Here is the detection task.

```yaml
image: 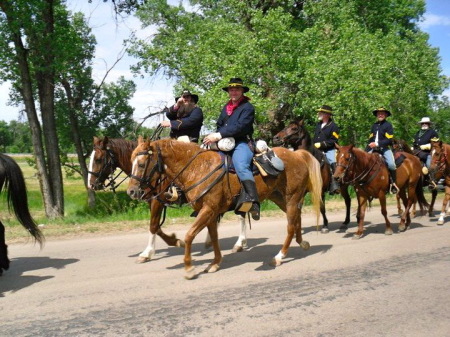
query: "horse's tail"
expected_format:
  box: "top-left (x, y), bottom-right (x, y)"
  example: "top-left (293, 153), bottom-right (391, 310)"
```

top-left (415, 174), bottom-right (429, 214)
top-left (302, 151), bottom-right (323, 227)
top-left (0, 154), bottom-right (44, 246)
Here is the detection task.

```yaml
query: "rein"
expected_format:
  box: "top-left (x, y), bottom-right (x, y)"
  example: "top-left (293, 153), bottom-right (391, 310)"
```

top-left (337, 151), bottom-right (383, 186)
top-left (89, 147), bottom-right (126, 192)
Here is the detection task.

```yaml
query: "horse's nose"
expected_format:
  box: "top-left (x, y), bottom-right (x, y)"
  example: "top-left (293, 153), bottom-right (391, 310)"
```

top-left (127, 187), bottom-right (137, 199)
top-left (272, 136), bottom-right (280, 145)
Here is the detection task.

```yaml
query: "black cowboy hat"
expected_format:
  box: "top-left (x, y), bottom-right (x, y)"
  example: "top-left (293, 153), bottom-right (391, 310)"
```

top-left (372, 107), bottom-right (391, 117)
top-left (222, 78), bottom-right (250, 93)
top-left (175, 89), bottom-right (199, 104)
top-left (317, 105), bottom-right (333, 115)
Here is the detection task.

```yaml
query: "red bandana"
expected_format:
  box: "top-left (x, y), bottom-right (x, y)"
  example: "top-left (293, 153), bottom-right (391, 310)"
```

top-left (226, 96), bottom-right (250, 116)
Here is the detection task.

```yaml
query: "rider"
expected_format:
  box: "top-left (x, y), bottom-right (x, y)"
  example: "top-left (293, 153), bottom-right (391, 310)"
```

top-left (203, 78), bottom-right (260, 221)
top-left (412, 117), bottom-right (439, 174)
top-left (313, 105), bottom-right (340, 195)
top-left (366, 107), bottom-right (399, 194)
top-left (161, 89), bottom-right (203, 143)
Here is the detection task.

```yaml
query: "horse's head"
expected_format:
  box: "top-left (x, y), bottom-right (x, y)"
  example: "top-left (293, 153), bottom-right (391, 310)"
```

top-left (272, 119), bottom-right (307, 148)
top-left (127, 136), bottom-right (163, 200)
top-left (333, 144), bottom-right (354, 184)
top-left (429, 140), bottom-right (445, 189)
top-left (88, 136), bottom-right (117, 190)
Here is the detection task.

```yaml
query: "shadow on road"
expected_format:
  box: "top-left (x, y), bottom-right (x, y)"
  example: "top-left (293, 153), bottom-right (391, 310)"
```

top-left (0, 256), bottom-right (79, 297)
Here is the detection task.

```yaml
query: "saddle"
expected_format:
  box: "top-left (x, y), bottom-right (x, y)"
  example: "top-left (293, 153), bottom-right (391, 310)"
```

top-left (394, 152), bottom-right (406, 168)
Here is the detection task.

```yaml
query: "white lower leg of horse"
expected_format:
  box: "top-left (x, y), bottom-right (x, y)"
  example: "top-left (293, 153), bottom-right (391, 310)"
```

top-left (274, 250), bottom-right (286, 261)
top-left (233, 215), bottom-right (247, 248)
top-left (139, 233), bottom-right (157, 258)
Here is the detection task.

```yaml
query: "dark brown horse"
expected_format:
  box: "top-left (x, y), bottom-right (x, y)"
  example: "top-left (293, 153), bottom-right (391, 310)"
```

top-left (0, 153), bottom-right (44, 275)
top-left (333, 145), bottom-right (428, 238)
top-left (429, 140), bottom-right (450, 225)
top-left (392, 138), bottom-right (437, 217)
top-left (87, 136), bottom-right (185, 262)
top-left (127, 138), bottom-right (322, 279)
top-left (272, 118), bottom-right (352, 232)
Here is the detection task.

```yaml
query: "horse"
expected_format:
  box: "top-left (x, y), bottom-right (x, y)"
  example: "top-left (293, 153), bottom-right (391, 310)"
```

top-left (392, 139), bottom-right (437, 217)
top-left (0, 153), bottom-right (44, 275)
top-left (272, 118), bottom-right (352, 232)
top-left (333, 144), bottom-right (428, 238)
top-left (87, 136), bottom-right (248, 263)
top-left (429, 140), bottom-right (450, 225)
top-left (127, 138), bottom-right (322, 279)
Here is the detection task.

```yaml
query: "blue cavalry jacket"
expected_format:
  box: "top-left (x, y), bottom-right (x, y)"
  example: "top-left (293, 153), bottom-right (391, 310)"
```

top-left (216, 100), bottom-right (255, 142)
top-left (366, 120), bottom-right (394, 152)
top-left (166, 105), bottom-right (204, 142)
top-left (313, 120), bottom-right (340, 152)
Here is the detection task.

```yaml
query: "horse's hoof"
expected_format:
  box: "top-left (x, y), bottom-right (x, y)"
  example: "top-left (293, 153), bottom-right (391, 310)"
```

top-left (204, 263), bottom-right (220, 273)
top-left (321, 227), bottom-right (329, 234)
top-left (176, 240), bottom-right (185, 248)
top-left (232, 245), bottom-right (243, 253)
top-left (352, 233), bottom-right (363, 240)
top-left (398, 225), bottom-right (406, 232)
top-left (437, 220), bottom-right (444, 226)
top-left (270, 258), bottom-right (282, 267)
top-left (385, 229), bottom-right (394, 235)
top-left (184, 267), bottom-right (197, 280)
top-left (136, 256), bottom-right (151, 264)
top-left (300, 240), bottom-right (310, 250)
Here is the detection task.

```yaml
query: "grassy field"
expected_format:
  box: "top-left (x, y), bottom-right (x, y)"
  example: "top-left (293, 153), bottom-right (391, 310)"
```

top-left (1, 155), bottom-right (410, 242)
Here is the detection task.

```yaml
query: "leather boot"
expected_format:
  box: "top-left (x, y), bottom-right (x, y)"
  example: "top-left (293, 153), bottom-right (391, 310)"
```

top-left (329, 163), bottom-right (340, 195)
top-left (242, 180), bottom-right (260, 221)
top-left (389, 169), bottom-right (399, 194)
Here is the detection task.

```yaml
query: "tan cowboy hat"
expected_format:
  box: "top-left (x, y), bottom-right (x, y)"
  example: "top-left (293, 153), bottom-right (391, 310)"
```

top-left (417, 117), bottom-right (432, 124)
top-left (372, 107), bottom-right (391, 117)
top-left (317, 105), bottom-right (333, 115)
top-left (222, 78), bottom-right (250, 93)
top-left (175, 89), bottom-right (199, 104)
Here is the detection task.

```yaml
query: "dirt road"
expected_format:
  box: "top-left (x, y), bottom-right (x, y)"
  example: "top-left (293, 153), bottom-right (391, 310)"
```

top-left (1, 204), bottom-right (449, 336)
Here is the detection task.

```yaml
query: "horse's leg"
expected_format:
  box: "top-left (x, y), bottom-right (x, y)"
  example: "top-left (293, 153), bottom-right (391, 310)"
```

top-left (0, 221), bottom-right (10, 276)
top-left (183, 207), bottom-right (221, 280)
top-left (396, 193), bottom-right (403, 215)
top-left (398, 187), bottom-right (411, 232)
top-left (271, 199), bottom-right (304, 266)
top-left (204, 220), bottom-right (223, 273)
top-left (379, 192), bottom-right (393, 235)
top-left (232, 215), bottom-right (248, 253)
top-left (320, 192), bottom-right (329, 233)
top-left (340, 185), bottom-right (351, 229)
top-left (429, 189), bottom-right (437, 217)
top-left (353, 193), bottom-right (367, 239)
top-left (137, 200), bottom-right (183, 264)
top-left (437, 189), bottom-right (450, 226)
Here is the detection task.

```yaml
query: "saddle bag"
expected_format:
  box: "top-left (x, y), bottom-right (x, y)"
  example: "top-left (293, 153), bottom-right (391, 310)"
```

top-left (253, 150), bottom-right (285, 177)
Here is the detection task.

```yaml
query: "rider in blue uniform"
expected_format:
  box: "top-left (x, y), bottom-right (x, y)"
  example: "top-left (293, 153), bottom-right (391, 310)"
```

top-left (313, 105), bottom-right (340, 195)
top-left (203, 78), bottom-right (259, 220)
top-left (366, 107), bottom-right (399, 194)
top-left (412, 117), bottom-right (439, 173)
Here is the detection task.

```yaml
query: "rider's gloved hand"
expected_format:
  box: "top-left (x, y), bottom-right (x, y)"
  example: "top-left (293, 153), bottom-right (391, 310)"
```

top-left (420, 144), bottom-right (431, 150)
top-left (314, 142), bottom-right (321, 149)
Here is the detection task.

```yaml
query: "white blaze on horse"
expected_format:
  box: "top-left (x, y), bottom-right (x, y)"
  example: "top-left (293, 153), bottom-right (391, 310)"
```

top-left (127, 137), bottom-right (322, 280)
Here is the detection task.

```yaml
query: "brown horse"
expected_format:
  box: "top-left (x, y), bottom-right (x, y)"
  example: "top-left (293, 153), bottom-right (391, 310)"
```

top-left (272, 118), bottom-right (352, 232)
top-left (429, 140), bottom-right (450, 225)
top-left (87, 136), bottom-right (249, 261)
top-left (87, 136), bottom-right (185, 262)
top-left (333, 144), bottom-right (428, 238)
top-left (127, 138), bottom-right (322, 279)
top-left (392, 139), bottom-right (437, 217)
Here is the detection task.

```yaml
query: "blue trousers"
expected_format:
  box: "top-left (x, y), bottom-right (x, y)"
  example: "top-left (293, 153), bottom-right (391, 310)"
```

top-left (367, 148), bottom-right (396, 170)
top-left (426, 154), bottom-right (431, 168)
top-left (324, 149), bottom-right (336, 165)
top-left (232, 141), bottom-right (254, 181)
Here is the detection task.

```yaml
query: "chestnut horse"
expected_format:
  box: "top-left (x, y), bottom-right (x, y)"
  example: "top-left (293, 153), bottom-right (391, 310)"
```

top-left (0, 153), bottom-right (44, 275)
top-left (87, 136), bottom-right (248, 262)
top-left (272, 118), bottom-right (352, 232)
top-left (127, 138), bottom-right (322, 279)
top-left (429, 140), bottom-right (450, 225)
top-left (392, 139), bottom-right (437, 217)
top-left (333, 145), bottom-right (428, 238)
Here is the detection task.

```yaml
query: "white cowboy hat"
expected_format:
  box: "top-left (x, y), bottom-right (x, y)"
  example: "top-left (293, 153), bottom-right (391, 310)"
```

top-left (417, 117), bottom-right (432, 124)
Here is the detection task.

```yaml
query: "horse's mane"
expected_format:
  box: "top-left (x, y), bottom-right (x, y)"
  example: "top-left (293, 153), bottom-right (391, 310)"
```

top-left (106, 138), bottom-right (138, 157)
top-left (392, 139), bottom-right (414, 154)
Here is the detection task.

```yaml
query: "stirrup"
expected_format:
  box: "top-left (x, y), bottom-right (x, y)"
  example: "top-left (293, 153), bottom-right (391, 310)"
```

top-left (249, 203), bottom-right (260, 221)
top-left (390, 183), bottom-right (398, 194)
top-left (163, 186), bottom-right (179, 202)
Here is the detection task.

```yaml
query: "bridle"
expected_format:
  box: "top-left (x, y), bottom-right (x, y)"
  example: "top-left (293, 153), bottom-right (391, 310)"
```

top-left (130, 146), bottom-right (165, 194)
top-left (335, 150), bottom-right (382, 186)
top-left (277, 124), bottom-right (306, 148)
top-left (429, 145), bottom-right (448, 184)
top-left (88, 147), bottom-right (126, 191)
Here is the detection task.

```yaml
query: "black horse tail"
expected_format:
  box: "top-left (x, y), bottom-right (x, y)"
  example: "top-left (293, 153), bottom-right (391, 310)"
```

top-left (0, 154), bottom-right (44, 246)
top-left (415, 175), bottom-right (430, 215)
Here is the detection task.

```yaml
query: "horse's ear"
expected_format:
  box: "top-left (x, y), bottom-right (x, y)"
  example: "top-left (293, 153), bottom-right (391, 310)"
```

top-left (335, 143), bottom-right (340, 150)
top-left (349, 144), bottom-right (354, 151)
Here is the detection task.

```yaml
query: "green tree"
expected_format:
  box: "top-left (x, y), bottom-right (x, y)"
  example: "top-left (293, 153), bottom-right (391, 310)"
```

top-left (128, 0), bottom-right (448, 145)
